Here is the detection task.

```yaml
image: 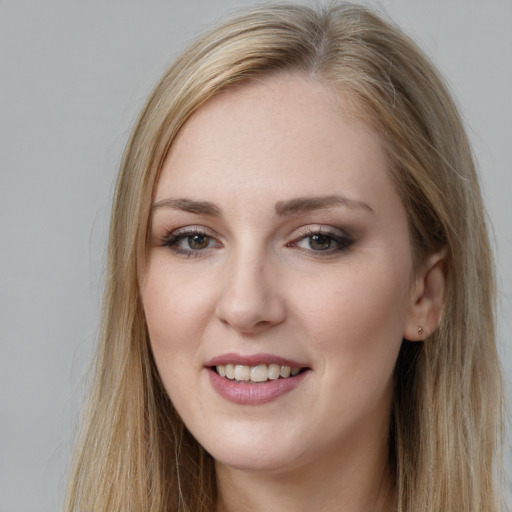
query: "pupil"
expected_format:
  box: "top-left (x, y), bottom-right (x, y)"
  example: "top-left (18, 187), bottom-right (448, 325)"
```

top-left (189, 234), bottom-right (208, 249)
top-left (310, 234), bottom-right (331, 250)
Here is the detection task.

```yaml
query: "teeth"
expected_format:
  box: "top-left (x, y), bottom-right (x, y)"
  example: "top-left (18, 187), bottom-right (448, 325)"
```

top-left (225, 363), bottom-right (235, 379)
top-left (250, 364), bottom-right (268, 382)
top-left (234, 365), bottom-right (250, 381)
top-left (215, 363), bottom-right (303, 383)
top-left (268, 364), bottom-right (280, 380)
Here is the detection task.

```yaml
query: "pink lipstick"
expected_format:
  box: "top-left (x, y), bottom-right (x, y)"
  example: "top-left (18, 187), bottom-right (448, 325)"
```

top-left (205, 353), bottom-right (310, 405)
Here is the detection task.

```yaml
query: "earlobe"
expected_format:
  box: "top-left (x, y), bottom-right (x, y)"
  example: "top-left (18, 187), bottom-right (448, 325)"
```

top-left (404, 247), bottom-right (448, 341)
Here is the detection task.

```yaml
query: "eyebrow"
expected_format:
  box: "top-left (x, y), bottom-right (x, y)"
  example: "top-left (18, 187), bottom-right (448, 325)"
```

top-left (275, 195), bottom-right (374, 216)
top-left (151, 194), bottom-right (374, 217)
top-left (151, 198), bottom-right (221, 216)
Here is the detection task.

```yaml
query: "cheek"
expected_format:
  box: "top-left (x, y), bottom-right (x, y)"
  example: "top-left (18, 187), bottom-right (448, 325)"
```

top-left (141, 261), bottom-right (213, 363)
top-left (293, 259), bottom-right (411, 374)
top-left (297, 273), bottom-right (408, 438)
top-left (141, 263), bottom-right (214, 415)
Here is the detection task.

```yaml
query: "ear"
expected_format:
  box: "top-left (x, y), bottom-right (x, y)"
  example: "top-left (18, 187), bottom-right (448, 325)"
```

top-left (403, 247), bottom-right (448, 341)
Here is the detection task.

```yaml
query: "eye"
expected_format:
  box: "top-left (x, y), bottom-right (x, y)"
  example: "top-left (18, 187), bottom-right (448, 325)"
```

top-left (302, 233), bottom-right (337, 251)
top-left (161, 227), bottom-right (221, 256)
top-left (183, 233), bottom-right (213, 250)
top-left (287, 227), bottom-right (354, 254)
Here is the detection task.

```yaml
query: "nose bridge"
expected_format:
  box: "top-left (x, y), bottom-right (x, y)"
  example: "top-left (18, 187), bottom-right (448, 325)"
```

top-left (215, 242), bottom-right (285, 333)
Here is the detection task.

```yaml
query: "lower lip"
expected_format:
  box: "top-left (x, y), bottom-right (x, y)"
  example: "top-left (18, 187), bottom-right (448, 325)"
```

top-left (207, 368), bottom-right (309, 405)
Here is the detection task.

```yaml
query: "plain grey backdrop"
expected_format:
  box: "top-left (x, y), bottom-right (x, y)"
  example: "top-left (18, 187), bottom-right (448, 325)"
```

top-left (1, 1), bottom-right (511, 510)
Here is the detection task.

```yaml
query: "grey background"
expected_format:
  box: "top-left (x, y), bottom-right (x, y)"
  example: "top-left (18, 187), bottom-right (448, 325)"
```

top-left (1, 1), bottom-right (510, 511)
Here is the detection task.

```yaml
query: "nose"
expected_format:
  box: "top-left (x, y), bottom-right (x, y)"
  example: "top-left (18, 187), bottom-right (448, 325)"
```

top-left (215, 250), bottom-right (286, 335)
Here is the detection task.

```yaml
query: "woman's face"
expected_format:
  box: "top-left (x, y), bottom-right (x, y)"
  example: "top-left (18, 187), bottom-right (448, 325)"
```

top-left (141, 75), bottom-right (418, 474)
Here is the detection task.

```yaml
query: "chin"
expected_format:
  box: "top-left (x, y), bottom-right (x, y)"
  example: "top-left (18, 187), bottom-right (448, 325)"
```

top-left (213, 449), bottom-right (298, 474)
top-left (201, 428), bottom-right (313, 474)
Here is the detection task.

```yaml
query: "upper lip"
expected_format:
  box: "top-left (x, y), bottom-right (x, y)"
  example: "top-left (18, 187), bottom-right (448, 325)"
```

top-left (205, 352), bottom-right (309, 369)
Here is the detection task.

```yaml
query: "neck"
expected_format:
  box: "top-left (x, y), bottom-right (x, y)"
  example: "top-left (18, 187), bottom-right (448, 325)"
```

top-left (215, 429), bottom-right (396, 512)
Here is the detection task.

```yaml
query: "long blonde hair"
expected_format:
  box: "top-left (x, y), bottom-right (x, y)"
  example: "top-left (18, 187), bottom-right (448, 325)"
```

top-left (66, 3), bottom-right (503, 511)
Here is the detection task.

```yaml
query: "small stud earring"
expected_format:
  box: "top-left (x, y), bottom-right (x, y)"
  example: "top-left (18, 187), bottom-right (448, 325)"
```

top-left (418, 326), bottom-right (424, 335)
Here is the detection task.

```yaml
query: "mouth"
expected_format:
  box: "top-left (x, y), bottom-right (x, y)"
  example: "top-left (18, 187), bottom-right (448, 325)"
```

top-left (204, 354), bottom-right (311, 403)
top-left (204, 353), bottom-right (311, 404)
top-left (212, 363), bottom-right (308, 383)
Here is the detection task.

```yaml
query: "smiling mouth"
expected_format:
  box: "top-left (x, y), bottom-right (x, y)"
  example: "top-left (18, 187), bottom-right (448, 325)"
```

top-left (213, 363), bottom-right (307, 383)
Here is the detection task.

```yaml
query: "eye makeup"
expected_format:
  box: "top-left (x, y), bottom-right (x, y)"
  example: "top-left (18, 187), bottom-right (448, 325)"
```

top-left (286, 226), bottom-right (354, 254)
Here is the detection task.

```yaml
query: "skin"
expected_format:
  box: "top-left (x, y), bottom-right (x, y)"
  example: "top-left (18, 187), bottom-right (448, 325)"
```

top-left (141, 74), bottom-right (445, 512)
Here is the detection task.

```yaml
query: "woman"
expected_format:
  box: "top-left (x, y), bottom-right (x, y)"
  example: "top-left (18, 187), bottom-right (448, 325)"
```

top-left (65, 3), bottom-right (504, 511)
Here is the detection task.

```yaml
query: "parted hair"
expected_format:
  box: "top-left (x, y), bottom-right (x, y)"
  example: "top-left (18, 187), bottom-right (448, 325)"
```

top-left (65, 3), bottom-right (503, 511)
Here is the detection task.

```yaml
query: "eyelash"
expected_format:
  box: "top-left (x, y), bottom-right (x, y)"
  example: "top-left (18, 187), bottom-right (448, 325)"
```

top-left (161, 226), bottom-right (354, 257)
top-left (161, 227), bottom-right (221, 257)
top-left (286, 227), bottom-right (354, 255)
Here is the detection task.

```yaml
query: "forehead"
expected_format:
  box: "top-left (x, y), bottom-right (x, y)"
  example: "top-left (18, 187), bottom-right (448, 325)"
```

top-left (156, 74), bottom-right (392, 204)
top-left (175, 74), bottom-right (368, 149)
